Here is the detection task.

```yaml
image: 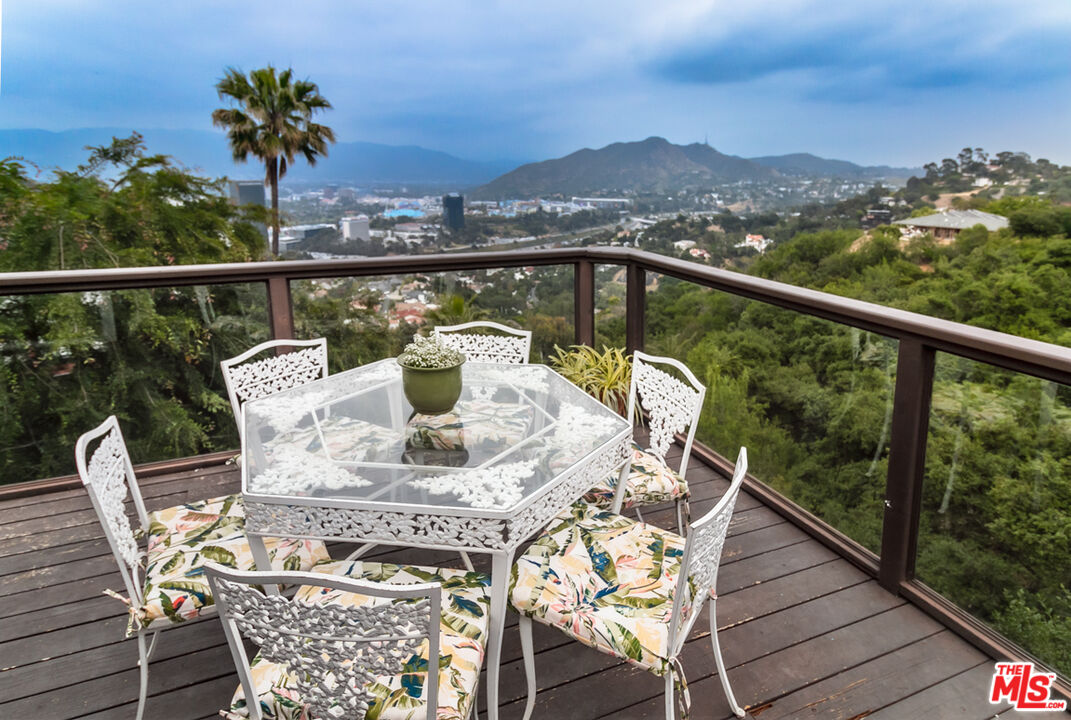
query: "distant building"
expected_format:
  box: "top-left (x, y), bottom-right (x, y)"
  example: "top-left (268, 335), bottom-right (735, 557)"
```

top-left (228, 180), bottom-right (266, 208)
top-left (229, 181), bottom-right (268, 244)
top-left (893, 209), bottom-right (1009, 241)
top-left (861, 209), bottom-right (892, 229)
top-left (673, 240), bottom-right (697, 252)
top-left (443, 193), bottom-right (465, 231)
top-left (340, 215), bottom-right (371, 243)
top-left (571, 197), bottom-right (633, 210)
top-left (735, 234), bottom-right (773, 253)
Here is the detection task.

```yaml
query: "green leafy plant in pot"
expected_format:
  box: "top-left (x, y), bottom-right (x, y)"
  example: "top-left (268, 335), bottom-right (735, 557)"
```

top-left (550, 344), bottom-right (637, 422)
top-left (397, 335), bottom-right (466, 415)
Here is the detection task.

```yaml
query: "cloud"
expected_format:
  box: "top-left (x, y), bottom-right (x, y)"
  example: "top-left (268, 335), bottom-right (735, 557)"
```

top-left (650, 2), bottom-right (1071, 99)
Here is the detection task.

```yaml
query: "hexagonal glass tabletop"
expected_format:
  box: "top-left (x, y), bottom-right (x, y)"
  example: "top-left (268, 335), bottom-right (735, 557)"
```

top-left (242, 359), bottom-right (629, 512)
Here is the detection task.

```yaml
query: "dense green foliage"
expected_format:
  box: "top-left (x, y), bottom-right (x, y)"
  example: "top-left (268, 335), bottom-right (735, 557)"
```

top-left (0, 137), bottom-right (270, 477)
top-left (596, 216), bottom-right (1071, 676)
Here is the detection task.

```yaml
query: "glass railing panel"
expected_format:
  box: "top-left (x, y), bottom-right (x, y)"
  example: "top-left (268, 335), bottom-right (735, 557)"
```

top-left (917, 353), bottom-right (1071, 677)
top-left (291, 264), bottom-right (575, 372)
top-left (595, 263), bottom-right (626, 348)
top-left (644, 274), bottom-right (897, 553)
top-left (0, 283), bottom-right (269, 482)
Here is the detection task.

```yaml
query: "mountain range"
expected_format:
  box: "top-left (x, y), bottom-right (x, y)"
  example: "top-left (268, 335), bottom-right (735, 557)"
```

top-left (0, 129), bottom-right (919, 194)
top-left (0, 128), bottom-right (517, 186)
top-left (470, 137), bottom-right (920, 199)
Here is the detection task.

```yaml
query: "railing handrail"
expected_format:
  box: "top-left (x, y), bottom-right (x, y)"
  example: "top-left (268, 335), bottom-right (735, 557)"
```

top-left (3, 246), bottom-right (1069, 383)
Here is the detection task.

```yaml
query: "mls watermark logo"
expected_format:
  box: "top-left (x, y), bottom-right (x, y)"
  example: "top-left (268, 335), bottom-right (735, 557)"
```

top-left (989, 662), bottom-right (1067, 711)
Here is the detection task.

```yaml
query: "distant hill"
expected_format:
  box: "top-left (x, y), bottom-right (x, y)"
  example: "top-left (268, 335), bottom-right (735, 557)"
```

top-left (0, 128), bottom-right (516, 186)
top-left (471, 136), bottom-right (775, 199)
top-left (749, 152), bottom-right (919, 179)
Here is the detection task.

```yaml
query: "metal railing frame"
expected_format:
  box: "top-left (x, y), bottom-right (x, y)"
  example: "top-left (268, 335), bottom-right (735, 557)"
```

top-left (4, 247), bottom-right (1071, 690)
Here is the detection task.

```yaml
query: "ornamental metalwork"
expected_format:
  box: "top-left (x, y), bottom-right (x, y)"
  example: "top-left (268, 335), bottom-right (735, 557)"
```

top-left (214, 575), bottom-right (429, 720)
top-left (634, 360), bottom-right (703, 459)
top-left (85, 428), bottom-right (141, 568)
top-left (435, 331), bottom-right (529, 364)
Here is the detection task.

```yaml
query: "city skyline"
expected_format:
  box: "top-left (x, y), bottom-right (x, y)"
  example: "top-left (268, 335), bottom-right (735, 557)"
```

top-left (2, 0), bottom-right (1070, 167)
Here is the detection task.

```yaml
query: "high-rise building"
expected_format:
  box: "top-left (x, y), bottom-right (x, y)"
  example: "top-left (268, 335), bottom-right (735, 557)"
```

top-left (229, 181), bottom-right (268, 244)
top-left (442, 193), bottom-right (465, 231)
top-left (229, 180), bottom-right (266, 208)
top-left (340, 215), bottom-right (371, 243)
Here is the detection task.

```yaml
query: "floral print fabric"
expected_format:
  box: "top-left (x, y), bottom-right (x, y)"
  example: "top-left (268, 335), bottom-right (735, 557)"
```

top-left (225, 560), bottom-right (491, 720)
top-left (138, 494), bottom-right (329, 632)
top-left (405, 399), bottom-right (534, 451)
top-left (583, 442), bottom-right (690, 510)
top-left (510, 503), bottom-right (689, 676)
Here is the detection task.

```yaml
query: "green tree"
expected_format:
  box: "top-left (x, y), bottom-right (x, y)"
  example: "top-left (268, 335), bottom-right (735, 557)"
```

top-left (212, 66), bottom-right (336, 255)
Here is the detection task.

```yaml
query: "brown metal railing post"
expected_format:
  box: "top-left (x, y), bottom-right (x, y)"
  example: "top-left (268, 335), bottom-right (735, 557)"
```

top-left (574, 260), bottom-right (595, 346)
top-left (266, 276), bottom-right (295, 340)
top-left (879, 338), bottom-right (936, 593)
top-left (625, 263), bottom-right (645, 355)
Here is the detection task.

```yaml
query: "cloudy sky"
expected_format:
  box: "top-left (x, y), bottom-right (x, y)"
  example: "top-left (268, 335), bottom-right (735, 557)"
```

top-left (3, 0), bottom-right (1070, 166)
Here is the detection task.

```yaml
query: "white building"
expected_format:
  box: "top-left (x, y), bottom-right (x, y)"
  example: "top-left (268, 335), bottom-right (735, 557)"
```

top-left (341, 215), bottom-right (371, 243)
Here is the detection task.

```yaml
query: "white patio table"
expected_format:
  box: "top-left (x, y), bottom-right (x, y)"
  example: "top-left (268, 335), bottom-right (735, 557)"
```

top-left (240, 358), bottom-right (631, 720)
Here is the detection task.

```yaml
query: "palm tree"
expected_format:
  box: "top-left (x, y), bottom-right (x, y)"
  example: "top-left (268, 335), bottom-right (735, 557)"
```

top-left (212, 66), bottom-right (335, 255)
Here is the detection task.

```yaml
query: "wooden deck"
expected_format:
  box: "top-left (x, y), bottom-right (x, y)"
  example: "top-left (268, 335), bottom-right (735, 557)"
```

top-left (1, 449), bottom-right (1066, 720)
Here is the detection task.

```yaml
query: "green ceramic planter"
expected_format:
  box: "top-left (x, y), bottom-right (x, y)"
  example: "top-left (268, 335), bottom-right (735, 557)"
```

top-left (398, 357), bottom-right (466, 415)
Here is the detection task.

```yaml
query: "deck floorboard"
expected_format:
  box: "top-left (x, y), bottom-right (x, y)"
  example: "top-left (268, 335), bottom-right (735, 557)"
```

top-left (0, 456), bottom-right (1037, 719)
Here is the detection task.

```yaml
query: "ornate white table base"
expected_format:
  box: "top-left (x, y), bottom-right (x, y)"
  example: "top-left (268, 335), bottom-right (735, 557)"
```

top-left (245, 433), bottom-right (631, 720)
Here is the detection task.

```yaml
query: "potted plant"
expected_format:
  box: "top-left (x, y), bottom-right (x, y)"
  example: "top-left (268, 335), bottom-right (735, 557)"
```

top-left (549, 344), bottom-right (635, 420)
top-left (397, 335), bottom-right (466, 415)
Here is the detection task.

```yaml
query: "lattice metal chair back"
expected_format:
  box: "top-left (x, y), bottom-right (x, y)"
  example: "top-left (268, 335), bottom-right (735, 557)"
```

top-left (220, 338), bottom-right (329, 440)
top-left (602, 351), bottom-right (706, 533)
top-left (668, 446), bottom-right (747, 656)
top-left (433, 321), bottom-right (533, 364)
top-left (627, 351), bottom-right (706, 474)
top-left (204, 564), bottom-right (442, 720)
top-left (76, 415), bottom-right (150, 617)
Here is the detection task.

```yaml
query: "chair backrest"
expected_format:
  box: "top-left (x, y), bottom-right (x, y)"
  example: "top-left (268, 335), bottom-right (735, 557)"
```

top-left (669, 446), bottom-right (747, 655)
top-left (433, 321), bottom-right (532, 364)
top-left (220, 338), bottom-right (328, 439)
top-left (626, 351), bottom-right (706, 478)
top-left (204, 563), bottom-right (441, 720)
top-left (76, 415), bottom-right (149, 608)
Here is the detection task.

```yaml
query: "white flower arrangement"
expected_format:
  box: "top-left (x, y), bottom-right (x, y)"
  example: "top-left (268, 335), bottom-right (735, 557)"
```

top-left (397, 334), bottom-right (465, 369)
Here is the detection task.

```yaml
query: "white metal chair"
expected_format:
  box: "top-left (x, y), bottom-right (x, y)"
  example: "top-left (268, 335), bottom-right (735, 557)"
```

top-left (221, 338), bottom-right (329, 440)
top-left (433, 321), bottom-right (532, 364)
top-left (204, 561), bottom-right (489, 720)
top-left (76, 416), bottom-right (329, 720)
top-left (583, 350), bottom-right (706, 535)
top-left (511, 447), bottom-right (749, 720)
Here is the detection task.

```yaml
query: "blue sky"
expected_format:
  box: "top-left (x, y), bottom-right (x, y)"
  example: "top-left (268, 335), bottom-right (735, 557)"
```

top-left (2, 0), bottom-right (1070, 166)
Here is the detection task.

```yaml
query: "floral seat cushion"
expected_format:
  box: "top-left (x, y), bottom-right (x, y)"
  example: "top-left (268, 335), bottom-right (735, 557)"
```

top-left (583, 442), bottom-right (690, 510)
top-left (137, 494), bottom-right (329, 631)
top-left (405, 399), bottom-right (534, 451)
top-left (225, 560), bottom-right (491, 720)
top-left (510, 503), bottom-right (689, 676)
top-left (265, 416), bottom-right (398, 462)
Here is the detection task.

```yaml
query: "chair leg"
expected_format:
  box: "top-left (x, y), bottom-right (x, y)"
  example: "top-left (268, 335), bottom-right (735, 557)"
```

top-left (709, 601), bottom-right (745, 717)
top-left (634, 506), bottom-right (645, 523)
top-left (459, 552), bottom-right (475, 572)
top-left (664, 673), bottom-right (675, 720)
top-left (518, 615), bottom-right (538, 720)
top-left (675, 500), bottom-right (685, 537)
top-left (136, 632), bottom-right (150, 720)
top-left (146, 630), bottom-right (160, 660)
top-left (344, 542), bottom-right (376, 561)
